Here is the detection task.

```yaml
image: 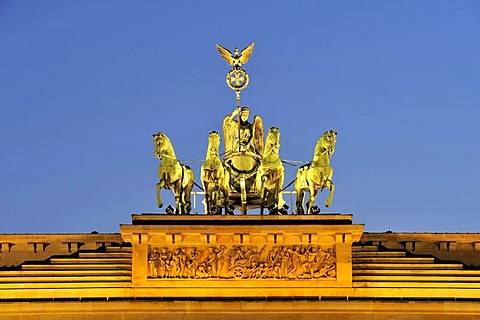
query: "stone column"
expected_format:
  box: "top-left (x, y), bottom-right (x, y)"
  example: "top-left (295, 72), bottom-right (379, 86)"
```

top-left (335, 232), bottom-right (353, 286)
top-left (131, 233), bottom-right (148, 286)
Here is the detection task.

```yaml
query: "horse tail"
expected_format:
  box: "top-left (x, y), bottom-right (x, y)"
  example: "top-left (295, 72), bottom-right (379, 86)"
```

top-left (181, 165), bottom-right (194, 189)
top-left (295, 163), bottom-right (310, 190)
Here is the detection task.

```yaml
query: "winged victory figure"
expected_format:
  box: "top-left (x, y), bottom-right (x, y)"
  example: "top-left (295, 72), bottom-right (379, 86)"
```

top-left (223, 106), bottom-right (264, 170)
top-left (216, 42), bottom-right (255, 70)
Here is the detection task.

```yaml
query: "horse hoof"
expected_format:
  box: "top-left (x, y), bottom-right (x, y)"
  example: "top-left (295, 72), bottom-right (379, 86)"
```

top-left (310, 205), bottom-right (321, 215)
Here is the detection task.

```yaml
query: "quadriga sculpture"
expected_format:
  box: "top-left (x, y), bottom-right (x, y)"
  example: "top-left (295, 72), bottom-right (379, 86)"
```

top-left (201, 131), bottom-right (230, 214)
top-left (153, 132), bottom-right (194, 214)
top-left (295, 130), bottom-right (337, 214)
top-left (256, 127), bottom-right (285, 214)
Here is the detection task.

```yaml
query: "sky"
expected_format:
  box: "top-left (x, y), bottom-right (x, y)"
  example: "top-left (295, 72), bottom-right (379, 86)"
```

top-left (1, 1), bottom-right (479, 234)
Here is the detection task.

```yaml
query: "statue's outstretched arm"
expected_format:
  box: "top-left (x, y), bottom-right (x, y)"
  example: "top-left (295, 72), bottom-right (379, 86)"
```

top-left (228, 107), bottom-right (241, 120)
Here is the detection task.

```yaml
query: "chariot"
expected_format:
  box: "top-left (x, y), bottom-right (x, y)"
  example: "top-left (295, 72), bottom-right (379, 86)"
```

top-left (220, 107), bottom-right (271, 215)
top-left (200, 108), bottom-right (284, 215)
top-left (222, 149), bottom-right (263, 215)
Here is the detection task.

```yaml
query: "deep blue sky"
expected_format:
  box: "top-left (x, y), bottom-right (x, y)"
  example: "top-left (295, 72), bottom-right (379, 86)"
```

top-left (1, 1), bottom-right (479, 233)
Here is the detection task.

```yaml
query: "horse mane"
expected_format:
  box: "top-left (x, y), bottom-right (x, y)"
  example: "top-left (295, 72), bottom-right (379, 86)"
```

top-left (206, 131), bottom-right (220, 156)
top-left (264, 127), bottom-right (280, 153)
top-left (155, 132), bottom-right (170, 144)
top-left (313, 136), bottom-right (324, 156)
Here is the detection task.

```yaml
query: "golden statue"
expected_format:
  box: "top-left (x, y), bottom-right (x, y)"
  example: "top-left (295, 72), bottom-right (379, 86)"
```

top-left (223, 106), bottom-right (264, 171)
top-left (295, 130), bottom-right (337, 214)
top-left (153, 132), bottom-right (195, 214)
top-left (201, 131), bottom-right (231, 215)
top-left (150, 42), bottom-right (342, 215)
top-left (256, 127), bottom-right (285, 214)
top-left (221, 106), bottom-right (264, 214)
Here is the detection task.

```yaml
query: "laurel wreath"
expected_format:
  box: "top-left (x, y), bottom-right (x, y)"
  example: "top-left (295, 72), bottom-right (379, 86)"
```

top-left (226, 68), bottom-right (249, 91)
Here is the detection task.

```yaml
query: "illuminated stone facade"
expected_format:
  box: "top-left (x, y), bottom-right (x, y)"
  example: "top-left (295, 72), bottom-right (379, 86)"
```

top-left (0, 214), bottom-right (480, 319)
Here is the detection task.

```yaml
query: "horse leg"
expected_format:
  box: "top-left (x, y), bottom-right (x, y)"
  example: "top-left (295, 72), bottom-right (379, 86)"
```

top-left (219, 172), bottom-right (231, 215)
top-left (295, 188), bottom-right (305, 215)
top-left (204, 183), bottom-right (211, 215)
top-left (222, 185), bottom-right (230, 215)
top-left (325, 180), bottom-right (335, 208)
top-left (224, 170), bottom-right (232, 215)
top-left (156, 181), bottom-right (164, 208)
top-left (259, 176), bottom-right (266, 215)
top-left (202, 177), bottom-right (210, 215)
top-left (294, 177), bottom-right (305, 215)
top-left (215, 190), bottom-right (222, 215)
top-left (267, 190), bottom-right (277, 215)
top-left (306, 185), bottom-right (319, 215)
top-left (274, 188), bottom-right (281, 214)
top-left (172, 180), bottom-right (182, 214)
top-left (275, 185), bottom-right (285, 215)
top-left (211, 187), bottom-right (218, 215)
top-left (277, 173), bottom-right (285, 210)
top-left (183, 181), bottom-right (194, 214)
top-left (207, 184), bottom-right (217, 215)
top-left (213, 179), bottom-right (222, 215)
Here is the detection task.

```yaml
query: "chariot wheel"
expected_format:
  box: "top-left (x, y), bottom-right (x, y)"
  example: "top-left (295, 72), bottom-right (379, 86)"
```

top-left (233, 266), bottom-right (245, 279)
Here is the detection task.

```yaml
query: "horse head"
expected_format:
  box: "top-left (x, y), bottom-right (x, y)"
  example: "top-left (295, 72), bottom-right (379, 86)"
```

top-left (153, 132), bottom-right (171, 158)
top-left (207, 131), bottom-right (220, 154)
top-left (265, 127), bottom-right (280, 151)
top-left (318, 130), bottom-right (337, 156)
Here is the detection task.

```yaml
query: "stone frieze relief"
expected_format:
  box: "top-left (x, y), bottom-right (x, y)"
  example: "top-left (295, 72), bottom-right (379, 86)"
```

top-left (148, 245), bottom-right (336, 280)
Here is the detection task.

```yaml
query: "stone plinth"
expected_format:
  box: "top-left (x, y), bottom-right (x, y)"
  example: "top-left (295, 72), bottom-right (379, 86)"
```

top-left (120, 214), bottom-right (364, 298)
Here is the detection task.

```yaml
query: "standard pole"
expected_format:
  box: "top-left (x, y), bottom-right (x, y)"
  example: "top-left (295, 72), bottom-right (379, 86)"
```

top-left (236, 90), bottom-right (241, 152)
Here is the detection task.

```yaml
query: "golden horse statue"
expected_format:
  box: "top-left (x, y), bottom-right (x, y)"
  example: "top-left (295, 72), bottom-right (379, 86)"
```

top-left (201, 131), bottom-right (230, 215)
top-left (256, 127), bottom-right (285, 214)
top-left (153, 132), bottom-right (194, 214)
top-left (295, 130), bottom-right (337, 214)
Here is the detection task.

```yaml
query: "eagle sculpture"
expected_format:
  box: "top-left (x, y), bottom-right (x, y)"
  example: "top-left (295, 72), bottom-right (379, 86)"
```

top-left (216, 42), bottom-right (255, 69)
